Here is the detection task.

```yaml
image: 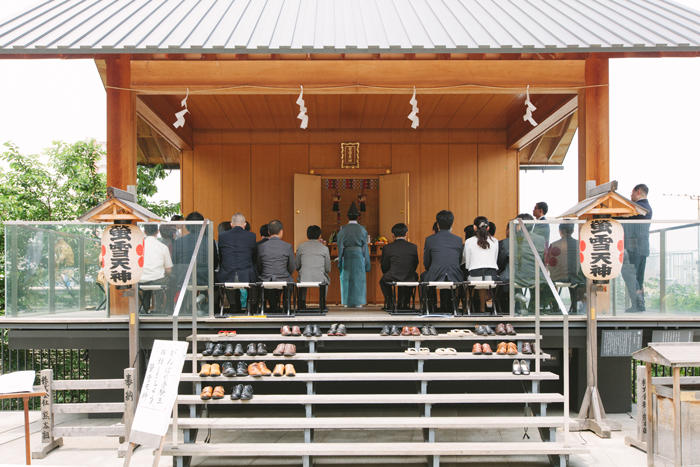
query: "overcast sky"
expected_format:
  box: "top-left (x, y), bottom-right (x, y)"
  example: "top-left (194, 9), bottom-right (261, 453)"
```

top-left (0, 1), bottom-right (699, 222)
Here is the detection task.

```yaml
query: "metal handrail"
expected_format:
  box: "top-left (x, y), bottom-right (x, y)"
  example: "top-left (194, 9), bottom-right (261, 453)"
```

top-left (517, 218), bottom-right (570, 443)
top-left (171, 221), bottom-right (209, 342)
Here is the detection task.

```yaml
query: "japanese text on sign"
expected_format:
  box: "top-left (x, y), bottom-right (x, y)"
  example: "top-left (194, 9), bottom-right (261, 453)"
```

top-left (580, 218), bottom-right (624, 281)
top-left (100, 224), bottom-right (145, 286)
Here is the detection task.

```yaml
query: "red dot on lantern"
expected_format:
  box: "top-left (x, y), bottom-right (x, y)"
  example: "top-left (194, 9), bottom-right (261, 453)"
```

top-left (136, 244), bottom-right (144, 255)
top-left (617, 240), bottom-right (624, 251)
top-left (579, 241), bottom-right (586, 252)
top-left (579, 253), bottom-right (584, 263)
top-left (101, 245), bottom-right (106, 255)
top-left (619, 253), bottom-right (624, 263)
top-left (138, 257), bottom-right (144, 267)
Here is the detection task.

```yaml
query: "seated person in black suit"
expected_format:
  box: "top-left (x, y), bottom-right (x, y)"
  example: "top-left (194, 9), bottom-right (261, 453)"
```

top-left (217, 213), bottom-right (258, 312)
top-left (257, 219), bottom-right (295, 312)
top-left (423, 210), bottom-right (464, 312)
top-left (380, 223), bottom-right (419, 310)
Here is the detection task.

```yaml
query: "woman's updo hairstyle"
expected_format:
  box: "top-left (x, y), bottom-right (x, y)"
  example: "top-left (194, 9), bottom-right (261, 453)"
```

top-left (473, 216), bottom-right (492, 250)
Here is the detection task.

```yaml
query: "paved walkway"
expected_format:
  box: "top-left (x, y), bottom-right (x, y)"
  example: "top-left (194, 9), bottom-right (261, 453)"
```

top-left (0, 409), bottom-right (648, 467)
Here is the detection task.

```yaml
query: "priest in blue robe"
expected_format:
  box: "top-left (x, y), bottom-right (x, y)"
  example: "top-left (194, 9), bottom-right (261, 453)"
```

top-left (336, 202), bottom-right (371, 307)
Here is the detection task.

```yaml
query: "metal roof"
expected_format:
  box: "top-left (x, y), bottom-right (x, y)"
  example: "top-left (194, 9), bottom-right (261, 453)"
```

top-left (0, 0), bottom-right (698, 55)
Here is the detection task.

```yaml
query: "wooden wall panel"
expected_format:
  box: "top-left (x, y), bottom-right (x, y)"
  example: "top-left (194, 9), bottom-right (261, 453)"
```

top-left (419, 144), bottom-right (449, 247)
top-left (220, 144), bottom-right (252, 228)
top-left (361, 143), bottom-right (391, 169)
top-left (391, 144), bottom-right (422, 261)
top-left (448, 144), bottom-right (478, 237)
top-left (477, 144), bottom-right (518, 238)
top-left (192, 145), bottom-right (222, 223)
top-left (251, 144), bottom-right (280, 233)
top-left (309, 144), bottom-right (338, 169)
top-left (278, 144), bottom-right (309, 246)
top-left (181, 149), bottom-right (194, 215)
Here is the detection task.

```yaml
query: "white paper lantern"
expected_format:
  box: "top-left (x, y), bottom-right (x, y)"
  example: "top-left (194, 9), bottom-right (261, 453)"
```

top-left (100, 224), bottom-right (145, 286)
top-left (579, 218), bottom-right (624, 281)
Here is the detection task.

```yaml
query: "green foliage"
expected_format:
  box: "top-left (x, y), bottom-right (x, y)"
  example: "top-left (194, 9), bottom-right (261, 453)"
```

top-left (0, 140), bottom-right (180, 316)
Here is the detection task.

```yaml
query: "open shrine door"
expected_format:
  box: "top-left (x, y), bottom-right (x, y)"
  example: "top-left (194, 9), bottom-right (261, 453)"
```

top-left (379, 173), bottom-right (409, 239)
top-left (293, 174), bottom-right (321, 251)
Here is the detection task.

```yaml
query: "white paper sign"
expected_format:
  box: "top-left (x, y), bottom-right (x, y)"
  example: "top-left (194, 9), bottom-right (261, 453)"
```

top-left (579, 218), bottom-right (624, 280)
top-left (0, 371), bottom-right (35, 394)
top-left (100, 224), bottom-right (145, 286)
top-left (129, 340), bottom-right (188, 448)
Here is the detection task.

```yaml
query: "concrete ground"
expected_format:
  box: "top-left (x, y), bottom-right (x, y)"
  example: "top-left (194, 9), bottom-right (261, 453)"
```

top-left (0, 408), bottom-right (649, 467)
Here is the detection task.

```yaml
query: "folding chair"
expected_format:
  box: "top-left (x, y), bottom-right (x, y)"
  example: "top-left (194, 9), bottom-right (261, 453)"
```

top-left (464, 276), bottom-right (500, 316)
top-left (260, 281), bottom-right (294, 316)
top-left (138, 283), bottom-right (167, 314)
top-left (422, 281), bottom-right (461, 316)
top-left (217, 282), bottom-right (255, 316)
top-left (294, 282), bottom-right (328, 315)
top-left (388, 281), bottom-right (420, 315)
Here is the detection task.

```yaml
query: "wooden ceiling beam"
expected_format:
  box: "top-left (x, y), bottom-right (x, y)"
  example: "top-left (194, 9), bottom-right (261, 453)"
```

top-left (130, 59), bottom-right (585, 95)
top-left (507, 95), bottom-right (577, 149)
top-left (547, 114), bottom-right (574, 161)
top-left (135, 96), bottom-right (192, 150)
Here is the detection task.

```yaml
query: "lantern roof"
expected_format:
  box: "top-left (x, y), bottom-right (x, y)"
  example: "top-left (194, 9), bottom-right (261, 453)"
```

top-left (632, 342), bottom-right (700, 368)
top-left (79, 187), bottom-right (163, 223)
top-left (559, 180), bottom-right (648, 219)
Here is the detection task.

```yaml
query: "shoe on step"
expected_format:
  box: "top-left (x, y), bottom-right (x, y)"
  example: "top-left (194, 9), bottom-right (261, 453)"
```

top-left (241, 384), bottom-right (254, 400)
top-left (230, 384), bottom-right (243, 400)
top-left (246, 343), bottom-right (257, 356)
top-left (257, 343), bottom-right (267, 356)
top-left (272, 363), bottom-right (285, 376)
top-left (200, 386), bottom-right (213, 400)
top-left (512, 360), bottom-right (522, 375)
top-left (202, 342), bottom-right (215, 356)
top-left (233, 343), bottom-right (244, 356)
top-left (235, 361), bottom-right (248, 377)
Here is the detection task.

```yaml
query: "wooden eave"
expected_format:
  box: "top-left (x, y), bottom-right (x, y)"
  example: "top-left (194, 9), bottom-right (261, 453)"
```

top-left (560, 192), bottom-right (647, 219)
top-left (79, 198), bottom-right (162, 223)
top-left (632, 343), bottom-right (700, 368)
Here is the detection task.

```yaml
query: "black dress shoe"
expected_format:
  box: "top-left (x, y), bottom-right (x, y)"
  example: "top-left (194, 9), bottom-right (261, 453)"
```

top-left (224, 343), bottom-right (234, 356)
top-left (327, 323), bottom-right (338, 336)
top-left (303, 325), bottom-right (313, 337)
top-left (212, 343), bottom-right (225, 356)
top-left (312, 325), bottom-right (322, 337)
top-left (222, 362), bottom-right (236, 377)
top-left (236, 362), bottom-right (248, 376)
top-left (230, 384), bottom-right (243, 400)
top-left (390, 325), bottom-right (400, 336)
top-left (202, 342), bottom-right (215, 356)
top-left (246, 343), bottom-right (257, 356)
top-left (233, 343), bottom-right (244, 356)
top-left (475, 325), bottom-right (486, 336)
top-left (241, 384), bottom-right (254, 400)
top-left (484, 325), bottom-right (495, 335)
top-left (380, 325), bottom-right (390, 336)
top-left (257, 343), bottom-right (267, 355)
top-left (420, 326), bottom-right (430, 336)
top-left (335, 324), bottom-right (347, 336)
top-left (429, 326), bottom-right (438, 336)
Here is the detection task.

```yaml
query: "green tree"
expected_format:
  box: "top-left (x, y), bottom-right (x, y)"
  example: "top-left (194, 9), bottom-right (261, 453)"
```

top-left (0, 140), bottom-right (180, 314)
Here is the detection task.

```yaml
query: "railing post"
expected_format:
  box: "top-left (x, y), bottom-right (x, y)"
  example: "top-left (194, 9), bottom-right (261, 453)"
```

top-left (48, 231), bottom-right (56, 314)
top-left (207, 221), bottom-right (215, 318)
top-left (535, 262), bottom-right (541, 374)
top-left (8, 225), bottom-right (19, 316)
top-left (79, 236), bottom-right (86, 311)
top-left (509, 221), bottom-right (515, 316)
top-left (660, 230), bottom-right (666, 313)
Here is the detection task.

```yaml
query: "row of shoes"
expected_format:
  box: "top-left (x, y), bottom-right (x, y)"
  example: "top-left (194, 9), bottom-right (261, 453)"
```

top-left (202, 342), bottom-right (268, 357)
top-left (280, 325), bottom-right (303, 336)
top-left (380, 325), bottom-right (438, 336)
top-left (512, 360), bottom-right (531, 375)
top-left (200, 384), bottom-right (253, 400)
top-left (475, 323), bottom-right (517, 336)
top-left (249, 361), bottom-right (296, 377)
top-left (471, 341), bottom-right (532, 355)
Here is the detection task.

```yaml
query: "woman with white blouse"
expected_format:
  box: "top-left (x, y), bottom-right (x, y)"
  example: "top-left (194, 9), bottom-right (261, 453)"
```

top-left (463, 216), bottom-right (499, 313)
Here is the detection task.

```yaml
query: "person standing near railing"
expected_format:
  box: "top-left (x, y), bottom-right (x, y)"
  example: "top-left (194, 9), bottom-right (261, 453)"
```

top-left (622, 184), bottom-right (653, 312)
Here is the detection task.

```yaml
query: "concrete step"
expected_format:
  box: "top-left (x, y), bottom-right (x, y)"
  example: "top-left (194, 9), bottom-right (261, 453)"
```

top-left (188, 333), bottom-right (539, 342)
top-left (190, 351), bottom-right (548, 361)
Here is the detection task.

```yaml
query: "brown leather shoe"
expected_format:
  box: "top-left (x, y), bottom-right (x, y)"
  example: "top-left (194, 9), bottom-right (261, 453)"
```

top-left (212, 385), bottom-right (225, 399)
top-left (272, 363), bottom-right (285, 376)
top-left (471, 343), bottom-right (482, 354)
top-left (258, 362), bottom-right (272, 376)
top-left (248, 362), bottom-right (262, 377)
top-left (273, 343), bottom-right (286, 356)
top-left (209, 363), bottom-right (221, 377)
top-left (291, 326), bottom-right (302, 336)
top-left (280, 325), bottom-right (292, 336)
top-left (496, 342), bottom-right (508, 355)
top-left (506, 323), bottom-right (516, 335)
top-left (284, 363), bottom-right (296, 377)
top-left (495, 323), bottom-right (507, 335)
top-left (401, 326), bottom-right (410, 336)
top-left (199, 364), bottom-right (211, 377)
top-left (522, 342), bottom-right (533, 354)
top-left (284, 343), bottom-right (297, 356)
top-left (200, 386), bottom-right (213, 400)
top-left (481, 343), bottom-right (493, 355)
top-left (410, 326), bottom-right (421, 336)
top-left (507, 342), bottom-right (519, 355)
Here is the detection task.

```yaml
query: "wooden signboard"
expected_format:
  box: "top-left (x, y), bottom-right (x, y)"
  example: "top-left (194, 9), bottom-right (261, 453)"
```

top-left (651, 330), bottom-right (694, 343)
top-left (601, 329), bottom-right (643, 357)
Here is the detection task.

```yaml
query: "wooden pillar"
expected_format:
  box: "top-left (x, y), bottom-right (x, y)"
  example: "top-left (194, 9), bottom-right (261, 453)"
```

top-left (106, 55), bottom-right (136, 190)
top-left (578, 57), bottom-right (610, 200)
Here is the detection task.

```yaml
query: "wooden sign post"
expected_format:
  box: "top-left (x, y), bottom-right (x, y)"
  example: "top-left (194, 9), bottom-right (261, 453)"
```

top-left (560, 180), bottom-right (648, 438)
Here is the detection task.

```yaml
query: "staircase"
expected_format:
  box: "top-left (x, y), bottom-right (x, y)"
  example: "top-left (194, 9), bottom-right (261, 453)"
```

top-left (164, 322), bottom-right (583, 467)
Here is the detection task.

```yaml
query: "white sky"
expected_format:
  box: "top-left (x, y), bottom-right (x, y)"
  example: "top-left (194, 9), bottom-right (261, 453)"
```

top-left (0, 0), bottom-right (699, 215)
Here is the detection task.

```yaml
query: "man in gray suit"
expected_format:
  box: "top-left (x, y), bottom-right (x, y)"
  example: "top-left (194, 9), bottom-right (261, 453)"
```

top-left (295, 225), bottom-right (331, 308)
top-left (257, 220), bottom-right (295, 312)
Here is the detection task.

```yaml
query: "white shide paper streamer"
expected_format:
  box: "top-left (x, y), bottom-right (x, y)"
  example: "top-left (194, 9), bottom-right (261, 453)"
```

top-left (173, 88), bottom-right (189, 129)
top-left (408, 86), bottom-right (419, 129)
top-left (296, 85), bottom-right (308, 129)
top-left (523, 85), bottom-right (537, 127)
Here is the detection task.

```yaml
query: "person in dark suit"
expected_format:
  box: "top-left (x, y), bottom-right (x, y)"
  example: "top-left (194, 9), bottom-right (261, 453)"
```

top-left (217, 213), bottom-right (257, 312)
top-left (379, 223), bottom-right (419, 309)
top-left (423, 210), bottom-right (464, 312)
top-left (532, 201), bottom-right (550, 246)
top-left (622, 183), bottom-right (653, 312)
top-left (257, 224), bottom-right (270, 249)
top-left (257, 220), bottom-right (295, 312)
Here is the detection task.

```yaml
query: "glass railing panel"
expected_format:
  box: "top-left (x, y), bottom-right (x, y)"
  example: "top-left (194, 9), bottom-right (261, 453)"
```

top-left (4, 223), bottom-right (107, 318)
top-left (135, 221), bottom-right (214, 317)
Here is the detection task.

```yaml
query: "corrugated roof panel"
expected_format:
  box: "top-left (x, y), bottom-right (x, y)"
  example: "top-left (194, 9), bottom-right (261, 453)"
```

top-left (0, 0), bottom-right (698, 54)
